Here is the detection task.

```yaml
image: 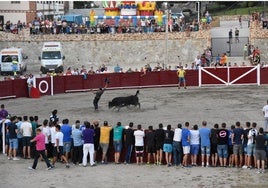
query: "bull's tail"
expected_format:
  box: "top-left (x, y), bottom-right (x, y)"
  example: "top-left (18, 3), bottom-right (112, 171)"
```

top-left (135, 90), bottom-right (140, 96)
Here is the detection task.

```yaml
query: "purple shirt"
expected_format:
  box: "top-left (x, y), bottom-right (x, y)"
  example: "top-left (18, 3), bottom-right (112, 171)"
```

top-left (0, 109), bottom-right (8, 120)
top-left (82, 128), bottom-right (94, 144)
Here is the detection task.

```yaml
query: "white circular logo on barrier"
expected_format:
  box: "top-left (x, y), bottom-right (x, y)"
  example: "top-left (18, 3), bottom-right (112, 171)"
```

top-left (39, 80), bottom-right (49, 93)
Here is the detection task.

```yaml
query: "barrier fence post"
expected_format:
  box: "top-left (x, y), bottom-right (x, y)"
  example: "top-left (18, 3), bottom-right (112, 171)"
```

top-left (257, 64), bottom-right (260, 86)
top-left (51, 76), bottom-right (54, 96)
top-left (198, 67), bottom-right (201, 87)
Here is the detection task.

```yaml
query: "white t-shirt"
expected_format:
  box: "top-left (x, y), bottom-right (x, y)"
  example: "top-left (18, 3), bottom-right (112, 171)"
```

top-left (41, 126), bottom-right (51, 144)
top-left (55, 131), bottom-right (63, 147)
top-left (263, 104), bottom-right (268, 117)
top-left (50, 126), bottom-right (56, 144)
top-left (134, 130), bottom-right (145, 146)
top-left (247, 128), bottom-right (258, 145)
top-left (20, 121), bottom-right (32, 137)
top-left (190, 130), bottom-right (200, 145)
top-left (173, 128), bottom-right (182, 142)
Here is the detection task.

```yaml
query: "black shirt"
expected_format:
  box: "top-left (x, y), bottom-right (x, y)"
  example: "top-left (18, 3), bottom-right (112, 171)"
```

top-left (124, 128), bottom-right (135, 146)
top-left (146, 131), bottom-right (155, 147)
top-left (255, 134), bottom-right (266, 150)
top-left (155, 128), bottom-right (165, 146)
top-left (217, 129), bottom-right (228, 145)
top-left (164, 130), bottom-right (174, 144)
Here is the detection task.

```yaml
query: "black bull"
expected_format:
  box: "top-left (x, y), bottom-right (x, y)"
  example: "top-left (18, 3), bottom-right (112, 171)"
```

top-left (108, 90), bottom-right (140, 110)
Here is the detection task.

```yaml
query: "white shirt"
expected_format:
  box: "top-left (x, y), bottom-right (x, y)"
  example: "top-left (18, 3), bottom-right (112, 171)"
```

top-left (247, 128), bottom-right (258, 145)
top-left (263, 104), bottom-right (268, 117)
top-left (50, 126), bottom-right (56, 144)
top-left (20, 121), bottom-right (32, 137)
top-left (190, 130), bottom-right (200, 145)
top-left (55, 131), bottom-right (64, 146)
top-left (134, 130), bottom-right (145, 146)
top-left (173, 128), bottom-right (182, 142)
top-left (41, 126), bottom-right (51, 144)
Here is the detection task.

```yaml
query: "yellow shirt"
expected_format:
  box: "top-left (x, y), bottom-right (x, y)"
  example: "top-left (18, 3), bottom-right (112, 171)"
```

top-left (177, 69), bottom-right (186, 78)
top-left (100, 126), bottom-right (112, 144)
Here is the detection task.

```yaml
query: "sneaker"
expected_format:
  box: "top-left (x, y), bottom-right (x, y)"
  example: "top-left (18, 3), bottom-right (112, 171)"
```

top-left (91, 163), bottom-right (96, 167)
top-left (242, 165), bottom-right (248, 169)
top-left (256, 170), bottom-right (261, 174)
top-left (13, 157), bottom-right (20, 161)
top-left (7, 157), bottom-right (12, 160)
top-left (47, 166), bottom-right (53, 170)
top-left (66, 163), bottom-right (70, 168)
top-left (28, 166), bottom-right (35, 170)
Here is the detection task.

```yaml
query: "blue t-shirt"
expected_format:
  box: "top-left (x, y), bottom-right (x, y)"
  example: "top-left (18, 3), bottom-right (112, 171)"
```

top-left (233, 128), bottom-right (244, 145)
top-left (113, 126), bottom-right (124, 141)
top-left (181, 128), bottom-right (190, 146)
top-left (199, 127), bottom-right (211, 147)
top-left (72, 128), bottom-right (83, 146)
top-left (61, 124), bottom-right (72, 142)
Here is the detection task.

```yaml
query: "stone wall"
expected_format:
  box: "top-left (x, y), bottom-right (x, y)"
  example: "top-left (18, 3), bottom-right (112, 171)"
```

top-left (0, 29), bottom-right (210, 70)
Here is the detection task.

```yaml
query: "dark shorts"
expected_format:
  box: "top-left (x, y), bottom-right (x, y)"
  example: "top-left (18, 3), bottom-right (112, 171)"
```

top-left (53, 146), bottom-right (64, 157)
top-left (135, 146), bottom-right (144, 153)
top-left (22, 137), bottom-right (32, 147)
top-left (228, 145), bottom-right (233, 155)
top-left (211, 143), bottom-right (218, 154)
top-left (156, 143), bottom-right (163, 151)
top-left (147, 145), bottom-right (156, 154)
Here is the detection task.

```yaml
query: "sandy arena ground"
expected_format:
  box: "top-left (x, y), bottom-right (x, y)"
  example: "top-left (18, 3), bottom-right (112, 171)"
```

top-left (0, 85), bottom-right (268, 188)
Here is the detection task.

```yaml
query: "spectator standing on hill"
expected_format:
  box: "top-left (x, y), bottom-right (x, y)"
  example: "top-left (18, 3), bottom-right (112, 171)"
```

top-left (239, 15), bottom-right (242, 28)
top-left (243, 44), bottom-right (248, 60)
top-left (28, 128), bottom-right (53, 170)
top-left (199, 121), bottom-right (211, 167)
top-left (232, 121), bottom-right (244, 168)
top-left (146, 125), bottom-right (156, 165)
top-left (113, 122), bottom-right (124, 164)
top-left (220, 53), bottom-right (227, 66)
top-left (173, 123), bottom-right (182, 167)
top-left (155, 123), bottom-right (165, 165)
top-left (124, 122), bottom-right (135, 164)
top-left (228, 29), bottom-right (233, 44)
top-left (235, 28), bottom-right (239, 43)
top-left (262, 100), bottom-right (268, 132)
top-left (134, 124), bottom-right (145, 165)
top-left (163, 124), bottom-right (174, 167)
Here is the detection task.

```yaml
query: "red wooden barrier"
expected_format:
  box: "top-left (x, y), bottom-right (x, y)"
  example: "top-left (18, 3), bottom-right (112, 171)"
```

top-left (0, 67), bottom-right (268, 99)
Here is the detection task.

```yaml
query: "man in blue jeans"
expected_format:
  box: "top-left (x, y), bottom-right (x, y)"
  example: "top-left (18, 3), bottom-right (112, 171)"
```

top-left (124, 122), bottom-right (135, 164)
top-left (173, 123), bottom-right (182, 167)
top-left (199, 120), bottom-right (211, 167)
top-left (217, 123), bottom-right (229, 167)
top-left (232, 121), bottom-right (244, 168)
top-left (7, 116), bottom-right (20, 160)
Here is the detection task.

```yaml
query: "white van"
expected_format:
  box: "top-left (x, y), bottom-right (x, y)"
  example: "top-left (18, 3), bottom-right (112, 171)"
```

top-left (39, 42), bottom-right (65, 74)
top-left (0, 47), bottom-right (28, 75)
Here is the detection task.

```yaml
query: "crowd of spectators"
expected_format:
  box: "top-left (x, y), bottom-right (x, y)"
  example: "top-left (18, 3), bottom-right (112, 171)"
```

top-left (0, 105), bottom-right (268, 172)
